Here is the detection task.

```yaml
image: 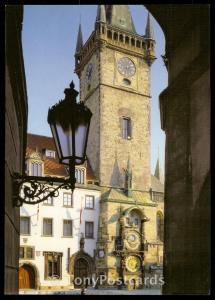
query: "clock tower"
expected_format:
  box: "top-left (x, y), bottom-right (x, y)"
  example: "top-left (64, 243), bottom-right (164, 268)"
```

top-left (74, 5), bottom-right (157, 288)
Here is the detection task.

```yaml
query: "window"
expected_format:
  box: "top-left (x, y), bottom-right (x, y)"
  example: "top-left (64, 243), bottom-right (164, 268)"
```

top-left (43, 218), bottom-right (53, 236)
top-left (44, 252), bottom-right (62, 280)
top-left (157, 212), bottom-right (164, 242)
top-left (122, 117), bottom-right (131, 140)
top-left (20, 217), bottom-right (30, 235)
top-left (134, 218), bottom-right (139, 226)
top-left (63, 220), bottom-right (73, 237)
top-left (123, 78), bottom-right (131, 86)
top-left (43, 196), bottom-right (53, 206)
top-left (19, 247), bottom-right (24, 259)
top-left (85, 195), bottom-right (94, 209)
top-left (19, 246), bottom-right (35, 259)
top-left (75, 168), bottom-right (85, 184)
top-left (85, 222), bottom-right (94, 239)
top-left (136, 40), bottom-right (141, 48)
top-left (126, 217), bottom-right (130, 225)
top-left (31, 162), bottom-right (42, 176)
top-left (63, 193), bottom-right (72, 207)
top-left (45, 149), bottom-right (55, 158)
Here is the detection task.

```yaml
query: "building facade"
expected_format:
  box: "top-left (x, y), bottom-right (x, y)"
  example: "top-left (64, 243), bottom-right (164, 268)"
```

top-left (5, 5), bottom-right (28, 294)
top-left (6, 4), bottom-right (210, 295)
top-left (19, 134), bottom-right (101, 290)
top-left (74, 5), bottom-right (164, 289)
top-left (18, 6), bottom-right (164, 291)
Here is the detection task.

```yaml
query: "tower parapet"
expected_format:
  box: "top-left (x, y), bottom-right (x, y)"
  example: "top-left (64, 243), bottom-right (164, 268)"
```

top-left (75, 8), bottom-right (156, 76)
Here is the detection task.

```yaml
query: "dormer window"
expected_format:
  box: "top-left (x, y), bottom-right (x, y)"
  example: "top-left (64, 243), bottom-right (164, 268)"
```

top-left (45, 149), bottom-right (55, 158)
top-left (75, 168), bottom-right (85, 184)
top-left (31, 162), bottom-right (42, 176)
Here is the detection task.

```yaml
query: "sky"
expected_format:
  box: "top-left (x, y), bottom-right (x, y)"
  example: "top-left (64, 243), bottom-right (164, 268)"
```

top-left (22, 5), bottom-right (167, 175)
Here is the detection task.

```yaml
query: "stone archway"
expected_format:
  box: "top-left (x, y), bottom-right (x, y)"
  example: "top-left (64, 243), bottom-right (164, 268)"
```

top-left (19, 262), bottom-right (40, 290)
top-left (69, 251), bottom-right (94, 288)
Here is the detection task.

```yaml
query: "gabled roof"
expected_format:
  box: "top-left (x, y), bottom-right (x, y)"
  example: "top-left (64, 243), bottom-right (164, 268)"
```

top-left (26, 133), bottom-right (96, 181)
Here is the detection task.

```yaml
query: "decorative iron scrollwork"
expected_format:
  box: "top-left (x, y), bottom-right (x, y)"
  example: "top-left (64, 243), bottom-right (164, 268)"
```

top-left (13, 173), bottom-right (72, 207)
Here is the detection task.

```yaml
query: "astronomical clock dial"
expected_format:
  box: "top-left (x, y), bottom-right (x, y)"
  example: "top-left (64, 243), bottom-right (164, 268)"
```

top-left (85, 63), bottom-right (93, 82)
top-left (117, 57), bottom-right (136, 77)
top-left (125, 255), bottom-right (141, 273)
top-left (124, 231), bottom-right (141, 251)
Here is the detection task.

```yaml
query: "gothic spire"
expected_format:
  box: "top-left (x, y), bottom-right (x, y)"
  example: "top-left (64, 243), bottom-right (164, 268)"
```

top-left (75, 23), bottom-right (83, 54)
top-left (96, 5), bottom-right (106, 23)
top-left (154, 158), bottom-right (161, 181)
top-left (154, 147), bottom-right (163, 182)
top-left (145, 12), bottom-right (155, 40)
top-left (124, 156), bottom-right (132, 197)
top-left (105, 5), bottom-right (136, 34)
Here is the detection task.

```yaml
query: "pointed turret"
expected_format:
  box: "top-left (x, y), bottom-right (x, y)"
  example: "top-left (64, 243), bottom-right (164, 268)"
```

top-left (105, 5), bottom-right (136, 34)
top-left (124, 156), bottom-right (132, 197)
top-left (145, 12), bottom-right (155, 40)
top-left (75, 23), bottom-right (83, 55)
top-left (144, 12), bottom-right (156, 66)
top-left (154, 148), bottom-right (164, 183)
top-left (96, 5), bottom-right (106, 24)
top-left (154, 158), bottom-right (161, 181)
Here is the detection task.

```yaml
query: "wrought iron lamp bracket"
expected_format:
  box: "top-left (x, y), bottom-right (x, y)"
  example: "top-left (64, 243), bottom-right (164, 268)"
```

top-left (13, 173), bottom-right (75, 207)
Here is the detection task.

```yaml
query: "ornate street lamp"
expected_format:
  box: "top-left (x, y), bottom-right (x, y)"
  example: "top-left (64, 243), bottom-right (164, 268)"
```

top-left (13, 82), bottom-right (92, 207)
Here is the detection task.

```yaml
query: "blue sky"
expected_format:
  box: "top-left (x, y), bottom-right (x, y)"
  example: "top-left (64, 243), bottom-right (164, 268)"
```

top-left (22, 5), bottom-right (167, 175)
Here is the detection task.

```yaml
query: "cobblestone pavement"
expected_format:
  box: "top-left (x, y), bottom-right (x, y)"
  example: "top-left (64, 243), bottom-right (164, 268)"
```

top-left (19, 288), bottom-right (162, 295)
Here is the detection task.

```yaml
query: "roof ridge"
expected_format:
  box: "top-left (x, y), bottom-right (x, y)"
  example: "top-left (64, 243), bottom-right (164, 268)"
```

top-left (27, 132), bottom-right (53, 139)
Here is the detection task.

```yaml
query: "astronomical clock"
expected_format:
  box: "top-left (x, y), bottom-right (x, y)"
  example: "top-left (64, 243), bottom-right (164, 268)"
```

top-left (113, 209), bottom-right (148, 288)
top-left (124, 230), bottom-right (141, 251)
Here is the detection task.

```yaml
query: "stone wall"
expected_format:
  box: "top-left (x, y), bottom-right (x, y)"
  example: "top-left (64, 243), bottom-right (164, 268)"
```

top-left (5, 6), bottom-right (28, 294)
top-left (146, 4), bottom-right (210, 294)
top-left (83, 41), bottom-right (151, 191)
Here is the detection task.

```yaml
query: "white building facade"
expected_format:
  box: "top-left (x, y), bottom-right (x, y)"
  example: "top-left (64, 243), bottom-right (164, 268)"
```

top-left (19, 134), bottom-right (101, 290)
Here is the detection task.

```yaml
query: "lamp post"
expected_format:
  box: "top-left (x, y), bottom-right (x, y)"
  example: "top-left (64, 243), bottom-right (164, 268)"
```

top-left (13, 81), bottom-right (92, 207)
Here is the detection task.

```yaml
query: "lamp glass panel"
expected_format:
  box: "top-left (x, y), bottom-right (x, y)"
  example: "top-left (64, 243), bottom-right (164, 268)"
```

top-left (75, 123), bottom-right (88, 162)
top-left (51, 124), bottom-right (62, 160)
top-left (55, 123), bottom-right (73, 162)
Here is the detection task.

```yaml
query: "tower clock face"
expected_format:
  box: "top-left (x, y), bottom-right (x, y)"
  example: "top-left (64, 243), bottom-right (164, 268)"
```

top-left (117, 57), bottom-right (136, 77)
top-left (86, 63), bottom-right (93, 82)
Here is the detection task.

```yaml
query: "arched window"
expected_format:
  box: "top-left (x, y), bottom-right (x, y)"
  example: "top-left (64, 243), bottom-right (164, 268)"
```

top-left (119, 34), bottom-right (123, 42)
top-left (31, 162), bottom-right (42, 176)
top-left (157, 212), bottom-right (164, 242)
top-left (113, 32), bottom-right (118, 41)
top-left (75, 168), bottom-right (85, 184)
top-left (136, 40), bottom-right (140, 48)
top-left (129, 210), bottom-right (141, 228)
top-left (107, 30), bottom-right (112, 39)
top-left (125, 36), bottom-right (129, 44)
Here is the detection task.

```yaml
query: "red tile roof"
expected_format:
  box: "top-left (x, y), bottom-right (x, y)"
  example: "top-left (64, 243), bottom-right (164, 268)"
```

top-left (26, 133), bottom-right (96, 181)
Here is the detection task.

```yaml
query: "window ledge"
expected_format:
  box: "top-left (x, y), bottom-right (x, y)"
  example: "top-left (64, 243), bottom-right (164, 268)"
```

top-left (41, 235), bottom-right (53, 237)
top-left (61, 236), bottom-right (73, 238)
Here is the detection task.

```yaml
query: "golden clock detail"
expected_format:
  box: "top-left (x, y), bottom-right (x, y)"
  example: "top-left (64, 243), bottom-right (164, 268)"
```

top-left (124, 231), bottom-right (140, 251)
top-left (125, 256), bottom-right (141, 273)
